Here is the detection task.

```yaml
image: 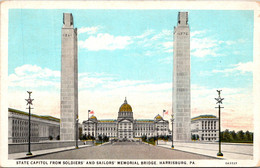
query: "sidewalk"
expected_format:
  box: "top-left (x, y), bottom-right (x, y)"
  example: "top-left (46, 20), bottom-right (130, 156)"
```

top-left (158, 141), bottom-right (253, 160)
top-left (9, 145), bottom-right (91, 160)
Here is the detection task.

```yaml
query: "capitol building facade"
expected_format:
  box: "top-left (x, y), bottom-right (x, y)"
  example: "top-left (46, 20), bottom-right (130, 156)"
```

top-left (82, 98), bottom-right (170, 140)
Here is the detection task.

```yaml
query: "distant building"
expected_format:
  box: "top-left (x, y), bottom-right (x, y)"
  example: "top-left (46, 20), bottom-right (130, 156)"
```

top-left (82, 98), bottom-right (169, 140)
top-left (8, 108), bottom-right (60, 143)
top-left (191, 115), bottom-right (219, 141)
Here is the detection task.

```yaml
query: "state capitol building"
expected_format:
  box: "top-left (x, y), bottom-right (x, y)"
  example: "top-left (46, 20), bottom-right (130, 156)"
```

top-left (82, 98), bottom-right (170, 140)
top-left (8, 98), bottom-right (218, 143)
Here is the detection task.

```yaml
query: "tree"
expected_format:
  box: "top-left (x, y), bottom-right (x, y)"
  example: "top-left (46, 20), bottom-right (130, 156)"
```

top-left (79, 127), bottom-right (83, 140)
top-left (56, 135), bottom-right (60, 140)
top-left (141, 135), bottom-right (147, 142)
top-left (87, 134), bottom-right (91, 140)
top-left (49, 135), bottom-right (53, 140)
top-left (220, 131), bottom-right (224, 141)
top-left (223, 129), bottom-right (231, 141)
top-left (103, 135), bottom-right (109, 142)
top-left (250, 132), bottom-right (253, 141)
top-left (191, 134), bottom-right (196, 140)
top-left (148, 137), bottom-right (155, 142)
top-left (196, 134), bottom-right (199, 140)
top-left (230, 130), bottom-right (237, 141)
top-left (82, 134), bottom-right (87, 140)
top-left (98, 134), bottom-right (103, 141)
top-left (237, 130), bottom-right (245, 141)
top-left (245, 131), bottom-right (252, 141)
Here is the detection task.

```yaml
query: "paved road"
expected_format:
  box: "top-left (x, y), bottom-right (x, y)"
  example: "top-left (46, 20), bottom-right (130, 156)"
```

top-left (31, 142), bottom-right (216, 159)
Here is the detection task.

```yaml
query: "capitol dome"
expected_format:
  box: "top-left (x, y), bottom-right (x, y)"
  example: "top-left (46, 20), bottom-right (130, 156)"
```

top-left (119, 98), bottom-right (132, 112)
top-left (155, 114), bottom-right (163, 120)
top-left (90, 115), bottom-right (97, 120)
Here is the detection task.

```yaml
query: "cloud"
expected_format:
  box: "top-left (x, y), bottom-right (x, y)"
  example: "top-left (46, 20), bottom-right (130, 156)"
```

top-left (134, 29), bottom-right (173, 55)
top-left (13, 64), bottom-right (60, 78)
top-left (102, 80), bottom-right (150, 89)
top-left (162, 41), bottom-right (172, 51)
top-left (79, 33), bottom-right (133, 51)
top-left (151, 29), bottom-right (172, 41)
top-left (191, 37), bottom-right (221, 58)
top-left (8, 64), bottom-right (60, 88)
top-left (190, 30), bottom-right (207, 38)
top-left (8, 65), bottom-right (253, 131)
top-left (158, 56), bottom-right (172, 64)
top-left (78, 71), bottom-right (169, 93)
top-left (78, 26), bottom-right (101, 35)
top-left (78, 29), bottom-right (173, 53)
top-left (212, 62), bottom-right (253, 74)
top-left (78, 72), bottom-right (115, 89)
top-left (190, 30), bottom-right (241, 58)
top-left (135, 29), bottom-right (155, 39)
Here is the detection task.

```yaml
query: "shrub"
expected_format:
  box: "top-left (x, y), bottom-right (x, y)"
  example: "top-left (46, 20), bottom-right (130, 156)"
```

top-left (49, 136), bottom-right (53, 140)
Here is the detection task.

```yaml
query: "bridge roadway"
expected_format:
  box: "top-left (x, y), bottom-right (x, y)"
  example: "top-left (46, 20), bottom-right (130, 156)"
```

top-left (30, 141), bottom-right (216, 159)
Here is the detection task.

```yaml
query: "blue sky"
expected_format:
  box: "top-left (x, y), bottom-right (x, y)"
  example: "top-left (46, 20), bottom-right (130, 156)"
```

top-left (8, 9), bottom-right (254, 131)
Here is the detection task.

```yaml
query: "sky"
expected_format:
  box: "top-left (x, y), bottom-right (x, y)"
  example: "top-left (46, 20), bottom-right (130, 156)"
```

top-left (8, 9), bottom-right (254, 132)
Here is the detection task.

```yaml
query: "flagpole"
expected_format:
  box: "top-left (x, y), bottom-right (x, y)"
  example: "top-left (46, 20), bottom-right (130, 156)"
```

top-left (88, 110), bottom-right (90, 120)
top-left (163, 110), bottom-right (165, 118)
top-left (88, 110), bottom-right (90, 138)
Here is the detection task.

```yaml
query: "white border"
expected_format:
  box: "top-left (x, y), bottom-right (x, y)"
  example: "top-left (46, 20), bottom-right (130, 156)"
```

top-left (0, 1), bottom-right (259, 167)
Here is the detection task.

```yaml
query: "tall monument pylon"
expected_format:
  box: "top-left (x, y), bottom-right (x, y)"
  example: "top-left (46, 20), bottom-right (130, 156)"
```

top-left (173, 12), bottom-right (191, 141)
top-left (60, 13), bottom-right (78, 141)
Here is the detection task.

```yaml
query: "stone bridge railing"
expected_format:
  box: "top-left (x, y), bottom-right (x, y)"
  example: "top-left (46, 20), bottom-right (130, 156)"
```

top-left (8, 140), bottom-right (93, 154)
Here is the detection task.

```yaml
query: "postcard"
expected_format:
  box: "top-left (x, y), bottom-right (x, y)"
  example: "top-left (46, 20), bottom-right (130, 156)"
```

top-left (0, 0), bottom-right (259, 167)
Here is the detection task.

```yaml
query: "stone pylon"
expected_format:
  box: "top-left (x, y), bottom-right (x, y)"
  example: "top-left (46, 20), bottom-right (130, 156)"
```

top-left (60, 13), bottom-right (78, 141)
top-left (173, 12), bottom-right (191, 141)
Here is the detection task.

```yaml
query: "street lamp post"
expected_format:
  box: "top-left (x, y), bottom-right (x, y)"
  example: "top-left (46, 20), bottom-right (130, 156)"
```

top-left (76, 117), bottom-right (79, 149)
top-left (215, 90), bottom-right (224, 157)
top-left (25, 91), bottom-right (34, 156)
top-left (171, 114), bottom-right (174, 149)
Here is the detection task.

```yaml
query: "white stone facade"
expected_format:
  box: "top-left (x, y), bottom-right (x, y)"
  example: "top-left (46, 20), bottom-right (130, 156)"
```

top-left (191, 115), bottom-right (219, 141)
top-left (82, 99), bottom-right (169, 140)
top-left (60, 13), bottom-right (78, 141)
top-left (173, 12), bottom-right (191, 141)
top-left (8, 108), bottom-right (60, 143)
